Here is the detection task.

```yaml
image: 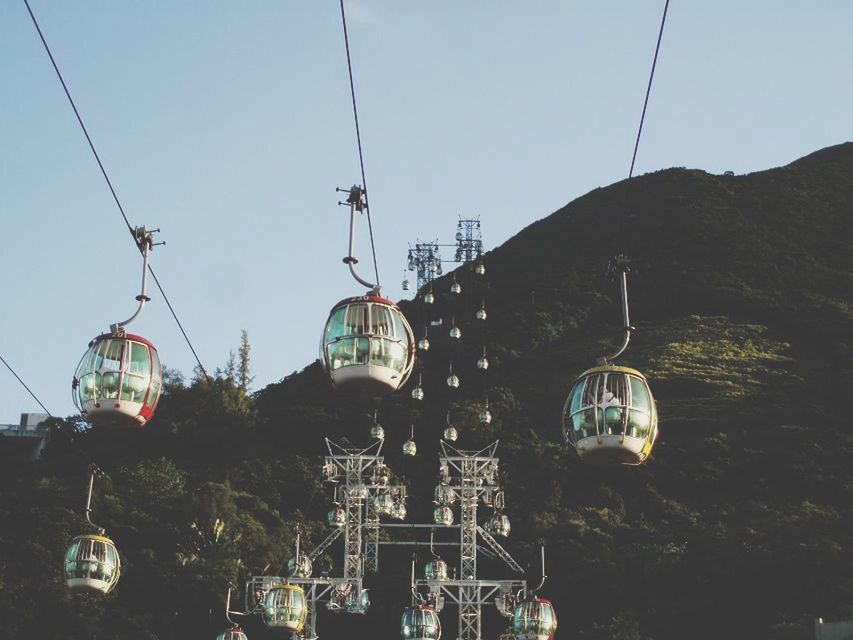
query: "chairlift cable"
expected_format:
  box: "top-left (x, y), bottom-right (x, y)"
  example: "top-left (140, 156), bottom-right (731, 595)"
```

top-left (628, 0), bottom-right (671, 180)
top-left (0, 352), bottom-right (53, 416)
top-left (338, 0), bottom-right (381, 287)
top-left (23, 0), bottom-right (212, 385)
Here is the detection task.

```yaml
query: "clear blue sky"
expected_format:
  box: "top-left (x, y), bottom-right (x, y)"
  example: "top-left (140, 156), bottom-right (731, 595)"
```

top-left (1, 1), bottom-right (851, 423)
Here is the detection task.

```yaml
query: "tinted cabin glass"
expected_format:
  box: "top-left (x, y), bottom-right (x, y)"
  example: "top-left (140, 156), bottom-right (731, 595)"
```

top-left (146, 348), bottom-right (162, 409)
top-left (627, 376), bottom-right (651, 437)
top-left (370, 304), bottom-right (393, 336)
top-left (344, 304), bottom-right (366, 335)
top-left (326, 307), bottom-right (346, 341)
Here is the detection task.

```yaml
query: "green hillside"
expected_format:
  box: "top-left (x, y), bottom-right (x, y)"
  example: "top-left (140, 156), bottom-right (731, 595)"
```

top-left (1, 142), bottom-right (851, 640)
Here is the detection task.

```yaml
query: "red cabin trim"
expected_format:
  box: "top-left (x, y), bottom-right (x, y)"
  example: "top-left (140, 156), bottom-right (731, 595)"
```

top-left (328, 294), bottom-right (399, 310)
top-left (88, 332), bottom-right (159, 352)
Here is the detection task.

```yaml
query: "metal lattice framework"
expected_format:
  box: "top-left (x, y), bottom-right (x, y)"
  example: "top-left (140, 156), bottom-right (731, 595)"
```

top-left (406, 216), bottom-right (484, 290)
top-left (407, 239), bottom-right (443, 290)
top-left (414, 441), bottom-right (524, 640)
top-left (245, 439), bottom-right (524, 640)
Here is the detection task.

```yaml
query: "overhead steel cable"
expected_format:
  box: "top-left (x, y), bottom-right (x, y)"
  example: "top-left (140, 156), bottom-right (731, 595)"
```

top-left (338, 0), bottom-right (381, 287)
top-left (0, 352), bottom-right (53, 416)
top-left (23, 0), bottom-right (212, 385)
top-left (628, 0), bottom-right (671, 180)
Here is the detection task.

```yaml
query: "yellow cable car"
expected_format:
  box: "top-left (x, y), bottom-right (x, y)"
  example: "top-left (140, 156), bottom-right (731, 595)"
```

top-left (263, 584), bottom-right (308, 633)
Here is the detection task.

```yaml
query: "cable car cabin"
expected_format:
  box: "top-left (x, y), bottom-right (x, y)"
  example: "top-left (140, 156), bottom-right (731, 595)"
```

top-left (73, 333), bottom-right (162, 427)
top-left (424, 558), bottom-right (448, 581)
top-left (513, 596), bottom-right (557, 640)
top-left (321, 295), bottom-right (415, 395)
top-left (401, 605), bottom-right (442, 640)
top-left (562, 365), bottom-right (658, 465)
top-left (263, 584), bottom-right (308, 633)
top-left (64, 534), bottom-right (121, 594)
top-left (215, 627), bottom-right (248, 640)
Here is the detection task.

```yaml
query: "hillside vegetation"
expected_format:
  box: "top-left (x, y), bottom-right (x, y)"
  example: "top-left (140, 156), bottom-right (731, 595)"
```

top-left (1, 143), bottom-right (851, 640)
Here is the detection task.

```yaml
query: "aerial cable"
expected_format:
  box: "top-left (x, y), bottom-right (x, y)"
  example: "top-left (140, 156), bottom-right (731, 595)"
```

top-left (23, 0), bottom-right (212, 385)
top-left (628, 0), bottom-right (671, 180)
top-left (0, 352), bottom-right (53, 416)
top-left (338, 0), bottom-right (381, 287)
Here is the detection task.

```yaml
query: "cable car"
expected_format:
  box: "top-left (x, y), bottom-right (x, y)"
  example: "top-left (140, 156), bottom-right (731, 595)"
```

top-left (391, 501), bottom-right (407, 520)
top-left (215, 627), bottom-right (248, 640)
top-left (328, 506), bottom-right (346, 527)
top-left (562, 365), bottom-right (658, 465)
top-left (288, 553), bottom-right (312, 578)
top-left (372, 493), bottom-right (394, 516)
top-left (64, 533), bottom-right (121, 594)
top-left (513, 596), bottom-right (557, 640)
top-left (263, 584), bottom-right (308, 633)
top-left (485, 513), bottom-right (511, 538)
top-left (401, 604), bottom-right (442, 640)
top-left (73, 333), bottom-right (162, 427)
top-left (344, 588), bottom-right (371, 613)
top-left (73, 227), bottom-right (162, 427)
top-left (321, 294), bottom-right (415, 394)
top-left (434, 505), bottom-right (453, 526)
top-left (424, 557), bottom-right (448, 581)
top-left (435, 485), bottom-right (457, 506)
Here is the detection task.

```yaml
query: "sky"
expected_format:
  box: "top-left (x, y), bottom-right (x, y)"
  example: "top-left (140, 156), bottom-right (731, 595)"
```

top-left (1, 1), bottom-right (851, 423)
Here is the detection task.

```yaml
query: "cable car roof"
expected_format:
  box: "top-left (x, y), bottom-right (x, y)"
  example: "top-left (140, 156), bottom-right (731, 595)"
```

top-left (520, 595), bottom-right (554, 606)
top-left (88, 332), bottom-right (157, 350)
top-left (70, 533), bottom-right (115, 544)
top-left (328, 293), bottom-right (400, 310)
top-left (578, 364), bottom-right (647, 379)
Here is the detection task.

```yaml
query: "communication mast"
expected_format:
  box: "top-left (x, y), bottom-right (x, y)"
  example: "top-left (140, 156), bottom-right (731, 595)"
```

top-left (405, 216), bottom-right (484, 291)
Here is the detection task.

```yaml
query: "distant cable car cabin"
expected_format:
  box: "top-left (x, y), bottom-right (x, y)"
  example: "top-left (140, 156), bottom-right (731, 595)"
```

top-left (562, 365), bottom-right (658, 465)
top-left (401, 604), bottom-right (442, 640)
top-left (321, 294), bottom-right (415, 394)
top-left (513, 596), bottom-right (557, 640)
top-left (64, 534), bottom-right (121, 594)
top-left (215, 627), bottom-right (247, 640)
top-left (263, 584), bottom-right (308, 633)
top-left (64, 465), bottom-right (121, 595)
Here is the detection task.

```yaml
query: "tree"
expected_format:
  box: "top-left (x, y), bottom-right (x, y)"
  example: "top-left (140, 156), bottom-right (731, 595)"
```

top-left (238, 329), bottom-right (253, 392)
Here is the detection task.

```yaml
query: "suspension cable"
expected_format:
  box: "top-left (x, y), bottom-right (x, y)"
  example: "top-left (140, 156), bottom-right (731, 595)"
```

top-left (0, 352), bottom-right (53, 416)
top-left (338, 0), bottom-right (381, 287)
top-left (628, 0), bottom-right (671, 179)
top-left (23, 0), bottom-right (212, 385)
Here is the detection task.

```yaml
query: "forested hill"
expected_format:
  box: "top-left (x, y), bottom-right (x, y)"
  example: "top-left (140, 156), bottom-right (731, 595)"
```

top-left (1, 142), bottom-right (851, 640)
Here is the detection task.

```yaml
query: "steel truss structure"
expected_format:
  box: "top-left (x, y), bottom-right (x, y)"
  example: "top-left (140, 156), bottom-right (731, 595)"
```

top-left (406, 216), bottom-right (484, 290)
top-left (246, 439), bottom-right (524, 640)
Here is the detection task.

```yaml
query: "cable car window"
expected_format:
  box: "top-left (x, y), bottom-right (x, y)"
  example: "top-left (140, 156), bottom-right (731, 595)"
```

top-left (601, 374), bottom-right (627, 407)
top-left (370, 304), bottom-right (393, 336)
top-left (355, 337), bottom-right (369, 364)
top-left (94, 340), bottom-right (108, 370)
top-left (328, 339), bottom-right (355, 369)
top-left (628, 409), bottom-right (651, 438)
top-left (101, 371), bottom-right (120, 399)
top-left (129, 342), bottom-right (149, 374)
top-left (326, 306), bottom-right (346, 340)
top-left (343, 304), bottom-right (367, 335)
top-left (103, 340), bottom-right (124, 371)
top-left (79, 373), bottom-right (99, 402)
top-left (392, 310), bottom-right (407, 340)
top-left (146, 347), bottom-right (162, 409)
top-left (629, 376), bottom-right (650, 412)
top-left (572, 408), bottom-right (597, 440)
